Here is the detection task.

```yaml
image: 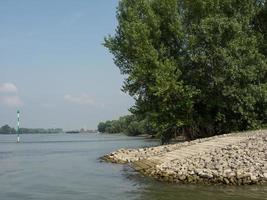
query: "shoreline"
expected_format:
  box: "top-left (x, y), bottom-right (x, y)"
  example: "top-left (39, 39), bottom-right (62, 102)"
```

top-left (102, 129), bottom-right (267, 185)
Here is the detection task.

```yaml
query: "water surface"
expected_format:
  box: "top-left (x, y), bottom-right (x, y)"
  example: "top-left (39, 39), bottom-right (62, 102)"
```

top-left (0, 133), bottom-right (266, 200)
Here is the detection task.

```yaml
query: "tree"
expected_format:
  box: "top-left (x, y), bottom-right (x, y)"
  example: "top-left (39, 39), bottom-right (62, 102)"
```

top-left (0, 125), bottom-right (15, 134)
top-left (104, 0), bottom-right (267, 143)
top-left (97, 115), bottom-right (157, 136)
top-left (182, 0), bottom-right (267, 136)
top-left (97, 122), bottom-right (107, 133)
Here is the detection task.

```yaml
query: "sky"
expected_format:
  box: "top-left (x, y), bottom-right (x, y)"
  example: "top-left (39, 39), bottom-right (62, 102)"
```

top-left (0, 0), bottom-right (134, 130)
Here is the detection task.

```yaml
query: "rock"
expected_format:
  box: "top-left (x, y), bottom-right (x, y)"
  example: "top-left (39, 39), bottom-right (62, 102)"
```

top-left (250, 174), bottom-right (257, 182)
top-left (236, 170), bottom-right (245, 179)
top-left (224, 178), bottom-right (230, 184)
top-left (179, 175), bottom-right (186, 181)
top-left (227, 172), bottom-right (236, 178)
top-left (230, 177), bottom-right (237, 184)
top-left (102, 130), bottom-right (267, 185)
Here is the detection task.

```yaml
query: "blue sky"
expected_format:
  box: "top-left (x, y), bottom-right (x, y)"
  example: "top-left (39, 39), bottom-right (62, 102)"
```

top-left (0, 0), bottom-right (134, 130)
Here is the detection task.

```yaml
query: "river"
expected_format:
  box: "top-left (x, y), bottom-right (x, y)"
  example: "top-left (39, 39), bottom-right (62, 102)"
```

top-left (0, 133), bottom-right (266, 200)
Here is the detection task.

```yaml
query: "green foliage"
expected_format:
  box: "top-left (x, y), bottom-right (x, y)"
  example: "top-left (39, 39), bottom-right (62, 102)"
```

top-left (105, 0), bottom-right (267, 143)
top-left (97, 115), bottom-right (157, 136)
top-left (19, 128), bottom-right (63, 134)
top-left (0, 125), bottom-right (63, 134)
top-left (0, 125), bottom-right (16, 134)
top-left (97, 122), bottom-right (107, 133)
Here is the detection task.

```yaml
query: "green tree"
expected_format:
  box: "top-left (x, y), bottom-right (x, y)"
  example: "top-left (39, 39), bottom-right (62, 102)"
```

top-left (97, 115), bottom-right (157, 136)
top-left (0, 125), bottom-right (15, 134)
top-left (182, 0), bottom-right (267, 136)
top-left (97, 122), bottom-right (107, 133)
top-left (105, 0), bottom-right (267, 143)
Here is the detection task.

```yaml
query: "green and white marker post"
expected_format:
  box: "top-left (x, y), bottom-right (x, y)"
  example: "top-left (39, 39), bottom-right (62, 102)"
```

top-left (17, 110), bottom-right (20, 143)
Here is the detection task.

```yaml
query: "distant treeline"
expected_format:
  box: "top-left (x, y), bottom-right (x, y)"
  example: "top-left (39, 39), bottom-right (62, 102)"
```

top-left (0, 125), bottom-right (63, 134)
top-left (98, 115), bottom-right (157, 136)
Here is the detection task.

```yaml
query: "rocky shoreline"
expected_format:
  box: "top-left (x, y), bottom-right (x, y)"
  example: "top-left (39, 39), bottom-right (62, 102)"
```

top-left (102, 129), bottom-right (267, 185)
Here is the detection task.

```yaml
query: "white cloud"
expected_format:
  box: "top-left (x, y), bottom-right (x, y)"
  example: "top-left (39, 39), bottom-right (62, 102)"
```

top-left (64, 93), bottom-right (95, 105)
top-left (0, 83), bottom-right (18, 93)
top-left (0, 83), bottom-right (23, 107)
top-left (0, 96), bottom-right (23, 107)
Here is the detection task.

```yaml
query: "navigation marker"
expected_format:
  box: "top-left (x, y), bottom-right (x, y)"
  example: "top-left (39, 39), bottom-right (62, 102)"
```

top-left (17, 110), bottom-right (20, 143)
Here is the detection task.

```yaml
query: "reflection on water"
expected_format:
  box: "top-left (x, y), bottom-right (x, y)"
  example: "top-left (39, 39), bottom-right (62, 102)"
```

top-left (0, 133), bottom-right (266, 200)
top-left (122, 165), bottom-right (267, 200)
top-left (139, 181), bottom-right (267, 200)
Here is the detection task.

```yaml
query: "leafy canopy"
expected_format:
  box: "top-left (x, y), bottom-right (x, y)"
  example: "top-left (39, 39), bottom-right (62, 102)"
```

top-left (104, 0), bottom-right (267, 143)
